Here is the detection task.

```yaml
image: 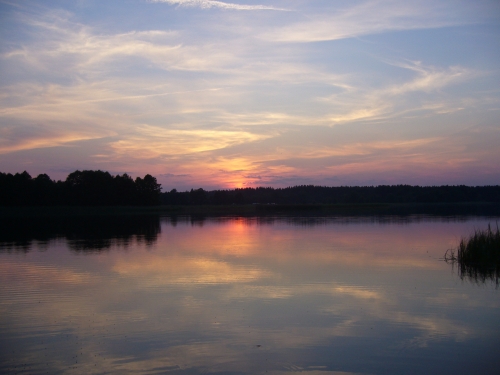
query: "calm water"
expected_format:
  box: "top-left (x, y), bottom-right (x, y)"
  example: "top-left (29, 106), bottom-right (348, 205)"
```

top-left (1, 215), bottom-right (499, 375)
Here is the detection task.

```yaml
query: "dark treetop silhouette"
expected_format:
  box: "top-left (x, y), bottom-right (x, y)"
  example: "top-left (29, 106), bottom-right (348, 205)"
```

top-left (0, 170), bottom-right (161, 206)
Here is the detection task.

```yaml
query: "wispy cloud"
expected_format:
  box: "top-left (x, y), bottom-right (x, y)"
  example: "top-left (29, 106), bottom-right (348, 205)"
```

top-left (384, 61), bottom-right (473, 95)
top-left (315, 61), bottom-right (475, 125)
top-left (110, 125), bottom-right (271, 158)
top-left (0, 130), bottom-right (111, 154)
top-left (150, 0), bottom-right (287, 11)
top-left (2, 16), bottom-right (235, 73)
top-left (264, 0), bottom-right (480, 42)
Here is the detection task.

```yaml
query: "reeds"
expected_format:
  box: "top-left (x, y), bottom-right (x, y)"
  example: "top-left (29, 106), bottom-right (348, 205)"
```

top-left (445, 223), bottom-right (500, 285)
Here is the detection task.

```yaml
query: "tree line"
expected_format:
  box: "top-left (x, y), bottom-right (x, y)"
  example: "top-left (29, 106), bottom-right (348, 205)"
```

top-left (0, 170), bottom-right (161, 206)
top-left (1, 170), bottom-right (499, 206)
top-left (161, 185), bottom-right (500, 205)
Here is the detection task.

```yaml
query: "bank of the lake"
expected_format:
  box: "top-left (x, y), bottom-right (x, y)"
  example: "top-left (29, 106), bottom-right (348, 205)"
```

top-left (2, 202), bottom-right (500, 218)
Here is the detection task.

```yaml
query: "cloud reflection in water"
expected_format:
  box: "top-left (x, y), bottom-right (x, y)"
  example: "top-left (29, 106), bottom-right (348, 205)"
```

top-left (0, 216), bottom-right (499, 374)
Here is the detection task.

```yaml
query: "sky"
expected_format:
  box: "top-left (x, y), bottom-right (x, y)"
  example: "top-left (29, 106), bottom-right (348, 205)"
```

top-left (1, 0), bottom-right (499, 190)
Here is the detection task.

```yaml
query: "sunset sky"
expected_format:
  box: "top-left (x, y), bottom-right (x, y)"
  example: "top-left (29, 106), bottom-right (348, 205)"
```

top-left (1, 0), bottom-right (499, 190)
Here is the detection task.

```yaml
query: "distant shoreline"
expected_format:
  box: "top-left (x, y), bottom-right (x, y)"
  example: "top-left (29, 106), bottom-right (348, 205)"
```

top-left (3, 171), bottom-right (500, 208)
top-left (2, 202), bottom-right (500, 218)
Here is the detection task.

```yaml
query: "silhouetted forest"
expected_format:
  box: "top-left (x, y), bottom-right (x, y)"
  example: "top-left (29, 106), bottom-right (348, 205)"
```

top-left (1, 170), bottom-right (500, 206)
top-left (161, 185), bottom-right (500, 205)
top-left (0, 170), bottom-right (161, 206)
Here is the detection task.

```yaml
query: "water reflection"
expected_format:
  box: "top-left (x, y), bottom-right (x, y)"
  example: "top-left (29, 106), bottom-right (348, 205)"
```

top-left (0, 215), bottom-right (161, 252)
top-left (0, 216), bottom-right (499, 374)
top-left (456, 262), bottom-right (500, 286)
top-left (1, 214), bottom-right (495, 253)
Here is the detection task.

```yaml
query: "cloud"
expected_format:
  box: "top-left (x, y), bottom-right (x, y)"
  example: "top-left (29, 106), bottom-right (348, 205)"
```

top-left (110, 125), bottom-right (271, 158)
top-left (150, 0), bottom-right (287, 11)
top-left (2, 12), bottom-right (241, 75)
top-left (160, 173), bottom-right (192, 177)
top-left (0, 133), bottom-right (108, 154)
top-left (0, 121), bottom-right (114, 154)
top-left (384, 61), bottom-right (472, 95)
top-left (314, 62), bottom-right (475, 126)
top-left (264, 0), bottom-right (480, 42)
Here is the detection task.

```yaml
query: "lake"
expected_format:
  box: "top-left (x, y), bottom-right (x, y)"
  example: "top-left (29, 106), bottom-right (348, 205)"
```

top-left (1, 214), bottom-right (499, 374)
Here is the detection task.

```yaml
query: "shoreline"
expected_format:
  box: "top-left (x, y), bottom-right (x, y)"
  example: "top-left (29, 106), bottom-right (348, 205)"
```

top-left (1, 202), bottom-right (500, 218)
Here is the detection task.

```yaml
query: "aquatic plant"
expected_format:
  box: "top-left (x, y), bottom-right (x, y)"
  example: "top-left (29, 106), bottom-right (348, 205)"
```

top-left (445, 223), bottom-right (500, 285)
